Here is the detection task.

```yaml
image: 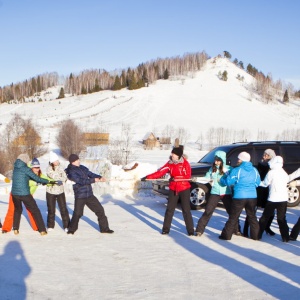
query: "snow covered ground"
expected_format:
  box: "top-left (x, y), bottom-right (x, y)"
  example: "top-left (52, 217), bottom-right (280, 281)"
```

top-left (0, 149), bottom-right (300, 300)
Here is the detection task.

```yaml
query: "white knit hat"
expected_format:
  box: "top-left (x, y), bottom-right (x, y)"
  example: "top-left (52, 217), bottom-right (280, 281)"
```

top-left (238, 151), bottom-right (251, 162)
top-left (49, 151), bottom-right (59, 163)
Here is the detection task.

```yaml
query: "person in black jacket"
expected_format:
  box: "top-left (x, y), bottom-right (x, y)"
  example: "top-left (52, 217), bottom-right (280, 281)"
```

top-left (65, 154), bottom-right (114, 235)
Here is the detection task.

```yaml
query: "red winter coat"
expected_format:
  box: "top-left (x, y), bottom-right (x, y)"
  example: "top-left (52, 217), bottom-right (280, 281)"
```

top-left (146, 157), bottom-right (191, 194)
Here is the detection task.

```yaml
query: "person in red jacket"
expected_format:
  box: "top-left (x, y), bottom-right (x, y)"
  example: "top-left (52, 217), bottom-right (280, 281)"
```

top-left (141, 146), bottom-right (194, 236)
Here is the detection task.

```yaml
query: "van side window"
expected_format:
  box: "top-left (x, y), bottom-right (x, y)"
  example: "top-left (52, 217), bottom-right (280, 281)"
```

top-left (282, 146), bottom-right (300, 163)
top-left (227, 149), bottom-right (254, 167)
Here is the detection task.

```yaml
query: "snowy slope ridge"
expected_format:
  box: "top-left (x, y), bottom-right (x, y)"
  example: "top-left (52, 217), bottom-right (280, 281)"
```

top-left (0, 57), bottom-right (299, 146)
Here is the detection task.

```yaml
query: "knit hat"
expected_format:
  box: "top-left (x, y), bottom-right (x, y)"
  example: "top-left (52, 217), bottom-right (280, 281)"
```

top-left (264, 149), bottom-right (276, 159)
top-left (171, 147), bottom-right (183, 158)
top-left (69, 154), bottom-right (79, 163)
top-left (17, 154), bottom-right (30, 164)
top-left (237, 151), bottom-right (251, 162)
top-left (49, 151), bottom-right (59, 163)
top-left (29, 158), bottom-right (40, 168)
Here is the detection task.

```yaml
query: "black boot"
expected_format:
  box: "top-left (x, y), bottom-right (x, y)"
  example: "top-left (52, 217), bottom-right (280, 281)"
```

top-left (265, 215), bottom-right (275, 236)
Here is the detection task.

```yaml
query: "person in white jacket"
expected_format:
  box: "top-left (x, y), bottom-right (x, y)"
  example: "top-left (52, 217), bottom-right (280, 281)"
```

top-left (258, 156), bottom-right (290, 242)
top-left (288, 167), bottom-right (300, 241)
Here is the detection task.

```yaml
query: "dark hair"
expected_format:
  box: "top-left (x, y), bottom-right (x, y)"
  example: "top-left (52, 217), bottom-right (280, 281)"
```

top-left (49, 162), bottom-right (56, 171)
top-left (212, 160), bottom-right (224, 175)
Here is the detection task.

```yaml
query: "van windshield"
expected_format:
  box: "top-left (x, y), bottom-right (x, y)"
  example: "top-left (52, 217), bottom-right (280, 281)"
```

top-left (199, 146), bottom-right (230, 164)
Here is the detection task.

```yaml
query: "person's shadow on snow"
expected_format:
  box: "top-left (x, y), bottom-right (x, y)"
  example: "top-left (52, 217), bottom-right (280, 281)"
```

top-left (0, 241), bottom-right (31, 300)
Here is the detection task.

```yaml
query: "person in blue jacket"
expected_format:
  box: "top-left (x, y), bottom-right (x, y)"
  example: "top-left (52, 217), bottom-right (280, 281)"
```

top-left (195, 150), bottom-right (241, 236)
top-left (219, 151), bottom-right (261, 241)
top-left (65, 154), bottom-right (114, 235)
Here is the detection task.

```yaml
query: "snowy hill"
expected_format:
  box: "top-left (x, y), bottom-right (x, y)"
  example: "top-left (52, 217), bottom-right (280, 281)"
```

top-left (1, 57), bottom-right (300, 148)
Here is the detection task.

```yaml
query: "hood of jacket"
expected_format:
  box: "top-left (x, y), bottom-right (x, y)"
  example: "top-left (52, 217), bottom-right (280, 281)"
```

top-left (214, 150), bottom-right (226, 164)
top-left (14, 158), bottom-right (27, 169)
top-left (268, 156), bottom-right (283, 170)
top-left (240, 161), bottom-right (254, 171)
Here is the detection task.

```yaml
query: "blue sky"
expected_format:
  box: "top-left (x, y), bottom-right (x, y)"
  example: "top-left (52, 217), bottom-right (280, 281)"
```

top-left (1, 0), bottom-right (299, 89)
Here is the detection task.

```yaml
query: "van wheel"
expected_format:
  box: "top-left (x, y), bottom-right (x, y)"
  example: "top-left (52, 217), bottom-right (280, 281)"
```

top-left (287, 186), bottom-right (300, 207)
top-left (189, 183), bottom-right (209, 210)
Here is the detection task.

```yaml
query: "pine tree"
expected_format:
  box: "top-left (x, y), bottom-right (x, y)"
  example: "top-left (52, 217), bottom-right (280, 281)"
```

top-left (223, 51), bottom-right (232, 59)
top-left (142, 67), bottom-right (149, 86)
top-left (121, 70), bottom-right (127, 88)
top-left (81, 86), bottom-right (87, 94)
top-left (128, 73), bottom-right (138, 90)
top-left (57, 87), bottom-right (65, 99)
top-left (94, 78), bottom-right (101, 92)
top-left (113, 75), bottom-right (122, 90)
top-left (222, 71), bottom-right (228, 81)
top-left (37, 76), bottom-right (42, 92)
top-left (31, 78), bottom-right (37, 94)
top-left (163, 68), bottom-right (169, 80)
top-left (283, 89), bottom-right (289, 103)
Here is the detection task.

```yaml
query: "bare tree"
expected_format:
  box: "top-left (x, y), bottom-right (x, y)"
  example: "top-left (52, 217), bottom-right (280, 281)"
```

top-left (161, 125), bottom-right (175, 144)
top-left (0, 149), bottom-right (10, 176)
top-left (56, 119), bottom-right (85, 159)
top-left (107, 123), bottom-right (135, 165)
top-left (176, 127), bottom-right (190, 145)
top-left (1, 114), bottom-right (47, 170)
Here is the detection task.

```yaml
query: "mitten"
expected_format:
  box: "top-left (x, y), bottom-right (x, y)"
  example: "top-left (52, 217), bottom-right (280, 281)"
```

top-left (57, 180), bottom-right (63, 186)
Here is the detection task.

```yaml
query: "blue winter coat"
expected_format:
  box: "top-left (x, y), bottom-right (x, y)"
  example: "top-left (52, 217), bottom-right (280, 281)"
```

top-left (11, 159), bottom-right (49, 196)
top-left (65, 164), bottom-right (101, 199)
top-left (205, 150), bottom-right (232, 195)
top-left (220, 161), bottom-right (261, 199)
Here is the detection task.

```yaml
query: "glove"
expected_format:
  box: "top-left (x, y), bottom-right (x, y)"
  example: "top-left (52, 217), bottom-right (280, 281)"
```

top-left (48, 180), bottom-right (57, 185)
top-left (289, 181), bottom-right (297, 187)
top-left (56, 180), bottom-right (63, 186)
top-left (140, 176), bottom-right (147, 181)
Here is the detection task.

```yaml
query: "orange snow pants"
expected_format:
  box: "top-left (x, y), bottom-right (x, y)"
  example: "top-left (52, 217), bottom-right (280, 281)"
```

top-left (2, 193), bottom-right (38, 231)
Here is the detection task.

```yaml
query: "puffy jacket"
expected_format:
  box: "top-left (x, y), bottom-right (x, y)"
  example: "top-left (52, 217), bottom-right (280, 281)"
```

top-left (146, 157), bottom-right (191, 194)
top-left (46, 164), bottom-right (67, 195)
top-left (206, 150), bottom-right (232, 195)
top-left (220, 161), bottom-right (261, 199)
top-left (65, 164), bottom-right (101, 199)
top-left (260, 156), bottom-right (289, 202)
top-left (11, 159), bottom-right (49, 196)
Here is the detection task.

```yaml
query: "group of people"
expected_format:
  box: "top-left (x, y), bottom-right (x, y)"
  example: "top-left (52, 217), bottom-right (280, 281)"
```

top-left (142, 146), bottom-right (300, 242)
top-left (1, 146), bottom-right (299, 241)
top-left (0, 152), bottom-right (113, 236)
